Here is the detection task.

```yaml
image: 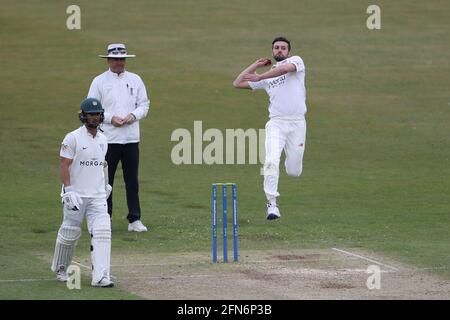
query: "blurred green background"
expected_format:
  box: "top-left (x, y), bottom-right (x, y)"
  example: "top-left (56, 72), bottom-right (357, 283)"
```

top-left (0, 0), bottom-right (449, 299)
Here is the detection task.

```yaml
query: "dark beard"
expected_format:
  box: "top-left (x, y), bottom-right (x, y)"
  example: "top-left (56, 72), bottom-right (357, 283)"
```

top-left (274, 55), bottom-right (287, 62)
top-left (86, 121), bottom-right (99, 129)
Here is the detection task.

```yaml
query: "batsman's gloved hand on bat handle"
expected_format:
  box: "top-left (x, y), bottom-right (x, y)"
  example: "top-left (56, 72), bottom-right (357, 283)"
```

top-left (105, 184), bottom-right (112, 199)
top-left (62, 186), bottom-right (83, 211)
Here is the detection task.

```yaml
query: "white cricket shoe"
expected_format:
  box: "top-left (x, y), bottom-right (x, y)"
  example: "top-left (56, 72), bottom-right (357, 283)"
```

top-left (128, 220), bottom-right (148, 232)
top-left (266, 202), bottom-right (281, 220)
top-left (56, 268), bottom-right (69, 282)
top-left (91, 276), bottom-right (114, 288)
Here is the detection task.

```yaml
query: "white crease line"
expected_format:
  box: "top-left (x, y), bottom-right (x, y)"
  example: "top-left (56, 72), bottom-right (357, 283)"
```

top-left (332, 248), bottom-right (399, 271)
top-left (0, 260), bottom-right (89, 283)
top-left (114, 274), bottom-right (215, 281)
top-left (112, 262), bottom-right (204, 267)
top-left (0, 278), bottom-right (55, 283)
top-left (233, 258), bottom-right (343, 264)
top-left (72, 259), bottom-right (91, 270)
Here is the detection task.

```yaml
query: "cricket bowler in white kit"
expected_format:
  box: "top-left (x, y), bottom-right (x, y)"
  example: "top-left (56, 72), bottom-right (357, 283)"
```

top-left (233, 37), bottom-right (307, 220)
top-left (51, 98), bottom-right (114, 287)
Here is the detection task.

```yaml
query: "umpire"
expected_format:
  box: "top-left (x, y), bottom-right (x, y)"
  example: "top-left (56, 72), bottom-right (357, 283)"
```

top-left (87, 43), bottom-right (150, 232)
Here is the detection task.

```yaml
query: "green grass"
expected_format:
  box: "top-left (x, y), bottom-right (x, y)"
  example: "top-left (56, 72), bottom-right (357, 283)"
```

top-left (1, 0), bottom-right (449, 299)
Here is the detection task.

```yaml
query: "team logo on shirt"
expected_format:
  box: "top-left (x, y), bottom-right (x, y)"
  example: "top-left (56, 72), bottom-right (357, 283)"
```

top-left (79, 158), bottom-right (104, 167)
top-left (61, 143), bottom-right (70, 152)
top-left (268, 74), bottom-right (286, 89)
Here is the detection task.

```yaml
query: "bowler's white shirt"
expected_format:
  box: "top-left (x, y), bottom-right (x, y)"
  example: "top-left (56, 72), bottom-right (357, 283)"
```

top-left (249, 56), bottom-right (307, 119)
top-left (87, 69), bottom-right (150, 144)
top-left (60, 126), bottom-right (108, 198)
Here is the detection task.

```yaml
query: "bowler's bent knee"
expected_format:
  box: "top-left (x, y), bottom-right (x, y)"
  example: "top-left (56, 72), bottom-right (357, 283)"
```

top-left (286, 165), bottom-right (302, 177)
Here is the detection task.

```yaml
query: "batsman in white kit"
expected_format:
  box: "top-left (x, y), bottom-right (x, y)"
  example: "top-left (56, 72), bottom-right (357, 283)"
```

top-left (51, 98), bottom-right (114, 287)
top-left (233, 37), bottom-right (307, 220)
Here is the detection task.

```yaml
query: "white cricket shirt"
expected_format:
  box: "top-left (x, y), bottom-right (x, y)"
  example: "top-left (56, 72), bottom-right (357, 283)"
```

top-left (60, 126), bottom-right (108, 198)
top-left (249, 55), bottom-right (307, 119)
top-left (87, 69), bottom-right (150, 144)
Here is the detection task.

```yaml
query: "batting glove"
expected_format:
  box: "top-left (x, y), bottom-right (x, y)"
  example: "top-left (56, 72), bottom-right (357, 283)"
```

top-left (62, 186), bottom-right (83, 211)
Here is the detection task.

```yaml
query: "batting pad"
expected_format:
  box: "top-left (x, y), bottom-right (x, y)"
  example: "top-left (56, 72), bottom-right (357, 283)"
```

top-left (91, 216), bottom-right (111, 282)
top-left (51, 226), bottom-right (81, 272)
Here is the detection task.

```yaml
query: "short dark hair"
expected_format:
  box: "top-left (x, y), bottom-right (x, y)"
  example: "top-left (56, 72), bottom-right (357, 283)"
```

top-left (272, 37), bottom-right (291, 51)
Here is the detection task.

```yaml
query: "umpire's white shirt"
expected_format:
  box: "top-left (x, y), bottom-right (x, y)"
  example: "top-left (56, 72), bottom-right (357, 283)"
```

top-left (249, 55), bottom-right (307, 119)
top-left (87, 69), bottom-right (150, 144)
top-left (60, 126), bottom-right (108, 198)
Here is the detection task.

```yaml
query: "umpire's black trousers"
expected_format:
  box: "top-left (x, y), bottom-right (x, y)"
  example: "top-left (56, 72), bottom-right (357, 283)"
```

top-left (106, 143), bottom-right (141, 223)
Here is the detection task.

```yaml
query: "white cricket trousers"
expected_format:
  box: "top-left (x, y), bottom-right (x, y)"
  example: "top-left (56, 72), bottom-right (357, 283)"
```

top-left (62, 198), bottom-right (109, 233)
top-left (263, 118), bottom-right (307, 201)
top-left (61, 198), bottom-right (111, 282)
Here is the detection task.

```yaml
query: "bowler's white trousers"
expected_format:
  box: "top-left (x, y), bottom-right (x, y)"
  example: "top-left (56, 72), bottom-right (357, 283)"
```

top-left (263, 118), bottom-right (307, 201)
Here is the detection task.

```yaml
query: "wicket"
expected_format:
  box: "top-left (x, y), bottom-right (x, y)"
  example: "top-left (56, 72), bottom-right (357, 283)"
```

top-left (212, 183), bottom-right (238, 263)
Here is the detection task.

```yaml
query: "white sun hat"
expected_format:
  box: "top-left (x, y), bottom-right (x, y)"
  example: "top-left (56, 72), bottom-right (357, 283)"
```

top-left (98, 43), bottom-right (136, 58)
